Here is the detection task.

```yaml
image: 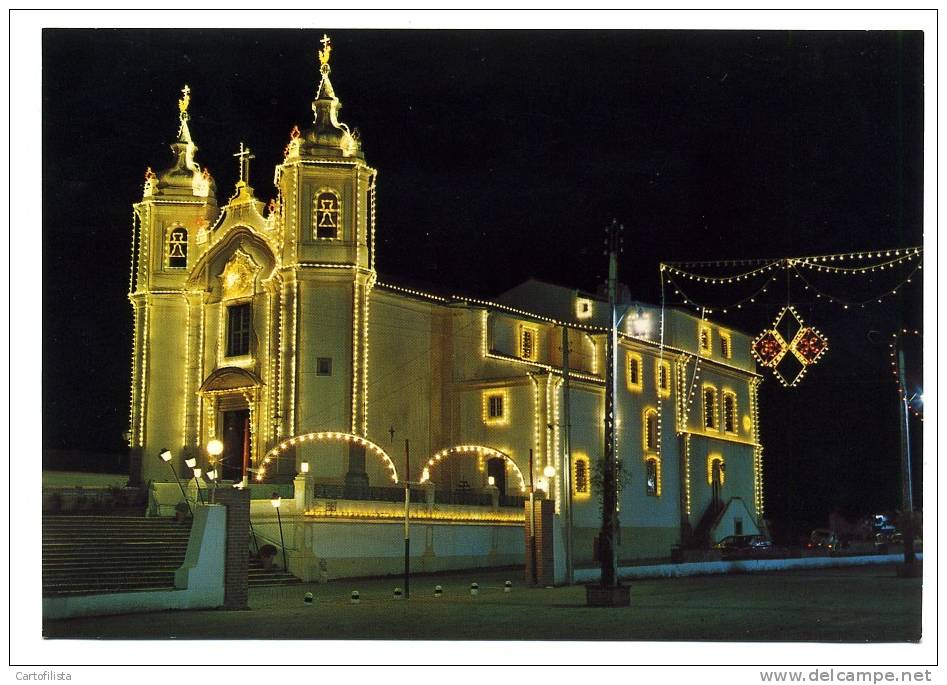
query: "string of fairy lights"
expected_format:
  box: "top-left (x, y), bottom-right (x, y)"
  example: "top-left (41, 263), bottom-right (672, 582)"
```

top-left (658, 245), bottom-right (923, 393)
top-left (661, 246), bottom-right (922, 314)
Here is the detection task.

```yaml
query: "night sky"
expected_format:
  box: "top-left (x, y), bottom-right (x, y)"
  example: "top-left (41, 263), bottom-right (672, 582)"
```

top-left (41, 29), bottom-right (924, 538)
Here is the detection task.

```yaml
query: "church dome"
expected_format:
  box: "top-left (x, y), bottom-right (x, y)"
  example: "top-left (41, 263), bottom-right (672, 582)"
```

top-left (148, 85), bottom-right (218, 203)
top-left (286, 37), bottom-right (363, 161)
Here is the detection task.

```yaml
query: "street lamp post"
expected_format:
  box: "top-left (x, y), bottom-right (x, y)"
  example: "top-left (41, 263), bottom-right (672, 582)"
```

top-left (159, 449), bottom-right (191, 515)
top-left (271, 493), bottom-right (288, 572)
top-left (206, 439), bottom-right (223, 503)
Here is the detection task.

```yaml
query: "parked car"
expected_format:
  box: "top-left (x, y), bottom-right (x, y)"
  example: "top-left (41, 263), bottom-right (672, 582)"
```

top-left (807, 529), bottom-right (838, 551)
top-left (714, 535), bottom-right (775, 555)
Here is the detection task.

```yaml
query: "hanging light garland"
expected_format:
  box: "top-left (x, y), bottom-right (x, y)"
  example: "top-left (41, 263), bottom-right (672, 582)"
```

top-left (657, 246), bottom-right (921, 389)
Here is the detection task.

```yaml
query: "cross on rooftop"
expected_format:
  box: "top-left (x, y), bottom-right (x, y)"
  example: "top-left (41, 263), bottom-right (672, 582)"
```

top-left (233, 142), bottom-right (255, 184)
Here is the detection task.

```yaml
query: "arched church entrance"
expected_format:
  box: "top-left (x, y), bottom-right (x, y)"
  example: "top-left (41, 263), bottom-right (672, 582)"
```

top-left (199, 367), bottom-right (262, 484)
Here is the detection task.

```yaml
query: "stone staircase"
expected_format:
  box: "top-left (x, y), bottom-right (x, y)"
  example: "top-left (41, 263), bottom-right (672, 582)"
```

top-left (248, 558), bottom-right (301, 587)
top-left (42, 515), bottom-right (191, 597)
top-left (43, 515), bottom-right (301, 596)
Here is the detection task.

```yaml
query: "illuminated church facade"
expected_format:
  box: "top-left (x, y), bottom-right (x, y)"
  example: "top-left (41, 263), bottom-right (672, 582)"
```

top-left (128, 40), bottom-right (764, 566)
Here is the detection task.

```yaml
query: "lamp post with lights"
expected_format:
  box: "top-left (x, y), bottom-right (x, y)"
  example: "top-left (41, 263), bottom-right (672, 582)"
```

top-left (159, 449), bottom-right (191, 515)
top-left (271, 493), bottom-right (288, 572)
top-left (185, 457), bottom-right (204, 504)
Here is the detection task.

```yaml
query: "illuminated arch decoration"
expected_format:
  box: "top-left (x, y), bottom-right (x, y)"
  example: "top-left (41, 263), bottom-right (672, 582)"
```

top-left (262, 432), bottom-right (398, 483)
top-left (420, 445), bottom-right (527, 493)
top-left (751, 306), bottom-right (828, 387)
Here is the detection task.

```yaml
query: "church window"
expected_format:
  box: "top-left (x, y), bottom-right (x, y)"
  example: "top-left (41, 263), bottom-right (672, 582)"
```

top-left (314, 190), bottom-right (341, 239)
top-left (720, 331), bottom-right (732, 359)
top-left (316, 357), bottom-right (332, 376)
top-left (626, 351), bottom-right (642, 392)
top-left (226, 303), bottom-right (251, 358)
top-left (723, 391), bottom-right (737, 433)
top-left (573, 454), bottom-right (591, 497)
top-left (168, 227), bottom-right (188, 268)
top-left (703, 385), bottom-right (718, 430)
top-left (643, 408), bottom-right (658, 451)
top-left (489, 394), bottom-right (504, 419)
top-left (519, 325), bottom-right (539, 361)
top-left (699, 324), bottom-right (712, 356)
top-left (645, 456), bottom-right (661, 497)
top-left (482, 389), bottom-right (510, 426)
top-left (656, 359), bottom-right (671, 398)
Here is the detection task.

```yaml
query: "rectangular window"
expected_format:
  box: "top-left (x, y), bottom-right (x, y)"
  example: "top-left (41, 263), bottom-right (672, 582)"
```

top-left (720, 332), bottom-right (732, 359)
top-left (316, 357), bottom-right (332, 376)
top-left (626, 351), bottom-right (643, 392)
top-left (699, 324), bottom-right (712, 356)
top-left (573, 455), bottom-right (591, 496)
top-left (723, 391), bottom-right (737, 433)
top-left (703, 386), bottom-right (718, 430)
top-left (519, 325), bottom-right (539, 361)
top-left (482, 389), bottom-right (510, 426)
top-left (488, 394), bottom-right (504, 419)
top-left (226, 303), bottom-right (251, 357)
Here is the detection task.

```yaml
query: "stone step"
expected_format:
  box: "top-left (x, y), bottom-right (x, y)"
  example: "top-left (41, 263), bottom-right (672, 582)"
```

top-left (43, 586), bottom-right (175, 598)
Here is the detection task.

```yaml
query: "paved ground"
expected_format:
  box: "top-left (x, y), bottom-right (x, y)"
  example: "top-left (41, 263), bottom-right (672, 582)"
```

top-left (43, 564), bottom-right (921, 642)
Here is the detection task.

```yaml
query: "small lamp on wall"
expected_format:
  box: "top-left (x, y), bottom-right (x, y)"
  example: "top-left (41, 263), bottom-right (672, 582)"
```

top-left (487, 475), bottom-right (496, 487)
top-left (300, 461), bottom-right (310, 474)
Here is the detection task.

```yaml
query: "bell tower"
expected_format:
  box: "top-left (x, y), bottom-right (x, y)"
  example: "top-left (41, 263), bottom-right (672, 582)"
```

top-left (274, 36), bottom-right (378, 489)
top-left (128, 85), bottom-right (218, 485)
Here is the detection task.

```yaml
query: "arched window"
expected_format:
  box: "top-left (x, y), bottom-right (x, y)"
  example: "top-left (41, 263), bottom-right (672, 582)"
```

top-left (626, 351), bottom-right (643, 392)
top-left (314, 190), bottom-right (341, 239)
top-left (656, 359), bottom-right (671, 398)
top-left (645, 456), bottom-right (661, 497)
top-left (642, 408), bottom-right (658, 451)
top-left (703, 385), bottom-right (718, 430)
top-left (707, 454), bottom-right (725, 486)
top-left (723, 391), bottom-right (738, 433)
top-left (167, 227), bottom-right (188, 268)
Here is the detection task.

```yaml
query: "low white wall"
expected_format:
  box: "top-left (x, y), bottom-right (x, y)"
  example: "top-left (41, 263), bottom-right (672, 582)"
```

top-left (249, 515), bottom-right (524, 581)
top-left (574, 553), bottom-right (924, 583)
top-left (43, 504), bottom-right (227, 620)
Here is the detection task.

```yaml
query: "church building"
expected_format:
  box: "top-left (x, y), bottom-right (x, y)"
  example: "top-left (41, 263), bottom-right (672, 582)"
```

top-left (127, 38), bottom-right (764, 573)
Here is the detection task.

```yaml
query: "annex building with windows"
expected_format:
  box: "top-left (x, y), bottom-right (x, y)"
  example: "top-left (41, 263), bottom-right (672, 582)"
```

top-left (127, 42), bottom-right (765, 579)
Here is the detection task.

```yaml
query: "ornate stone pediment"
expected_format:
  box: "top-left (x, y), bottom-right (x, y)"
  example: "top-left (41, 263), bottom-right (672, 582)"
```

top-left (218, 247), bottom-right (261, 300)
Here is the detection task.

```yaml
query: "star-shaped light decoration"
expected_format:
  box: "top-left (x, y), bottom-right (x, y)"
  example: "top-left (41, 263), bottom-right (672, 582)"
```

top-left (752, 306), bottom-right (829, 387)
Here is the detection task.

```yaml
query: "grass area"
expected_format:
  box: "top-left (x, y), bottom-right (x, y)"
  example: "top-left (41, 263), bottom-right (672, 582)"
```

top-left (42, 471), bottom-right (128, 489)
top-left (43, 564), bottom-right (920, 641)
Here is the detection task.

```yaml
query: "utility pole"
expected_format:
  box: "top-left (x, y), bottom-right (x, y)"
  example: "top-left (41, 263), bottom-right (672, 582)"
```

top-left (561, 324), bottom-right (575, 585)
top-left (599, 219), bottom-right (622, 588)
top-left (896, 347), bottom-right (917, 570)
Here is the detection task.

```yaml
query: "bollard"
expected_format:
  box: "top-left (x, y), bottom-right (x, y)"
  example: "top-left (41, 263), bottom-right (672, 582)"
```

top-left (351, 590), bottom-right (360, 605)
top-left (504, 580), bottom-right (512, 593)
top-left (434, 585), bottom-right (442, 598)
top-left (304, 591), bottom-right (314, 605)
top-left (470, 582), bottom-right (479, 596)
top-left (393, 587), bottom-right (403, 600)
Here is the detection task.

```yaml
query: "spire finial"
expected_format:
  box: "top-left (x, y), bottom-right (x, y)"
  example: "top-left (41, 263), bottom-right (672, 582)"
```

top-left (319, 34), bottom-right (332, 75)
top-left (233, 141), bottom-right (255, 184)
top-left (177, 84), bottom-right (193, 142)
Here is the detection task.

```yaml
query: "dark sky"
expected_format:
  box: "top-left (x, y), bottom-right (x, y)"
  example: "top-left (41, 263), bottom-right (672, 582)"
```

top-left (41, 29), bottom-right (924, 534)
